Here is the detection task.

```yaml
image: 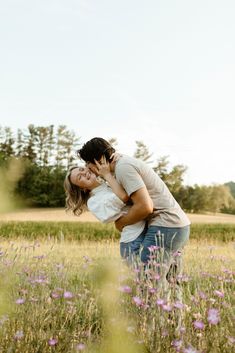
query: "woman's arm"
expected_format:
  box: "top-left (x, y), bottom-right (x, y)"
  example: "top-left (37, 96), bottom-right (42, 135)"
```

top-left (94, 157), bottom-right (129, 203)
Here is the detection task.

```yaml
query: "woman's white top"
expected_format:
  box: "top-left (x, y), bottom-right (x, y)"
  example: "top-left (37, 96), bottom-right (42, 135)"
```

top-left (87, 183), bottom-right (145, 243)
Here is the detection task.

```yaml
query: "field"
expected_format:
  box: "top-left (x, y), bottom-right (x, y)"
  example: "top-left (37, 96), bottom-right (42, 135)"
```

top-left (1, 208), bottom-right (235, 224)
top-left (0, 209), bottom-right (234, 352)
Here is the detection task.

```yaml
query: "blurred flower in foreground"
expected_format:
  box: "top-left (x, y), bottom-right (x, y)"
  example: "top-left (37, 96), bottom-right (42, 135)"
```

top-left (207, 308), bottom-right (220, 325)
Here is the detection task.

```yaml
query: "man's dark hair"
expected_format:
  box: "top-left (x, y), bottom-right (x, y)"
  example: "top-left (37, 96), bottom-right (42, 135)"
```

top-left (77, 137), bottom-right (116, 163)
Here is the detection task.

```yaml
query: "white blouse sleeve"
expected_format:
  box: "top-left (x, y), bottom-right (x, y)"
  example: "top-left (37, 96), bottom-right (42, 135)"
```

top-left (87, 193), bottom-right (125, 223)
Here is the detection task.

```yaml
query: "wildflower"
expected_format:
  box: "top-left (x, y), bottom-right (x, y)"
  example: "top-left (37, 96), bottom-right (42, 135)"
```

top-left (172, 339), bottom-right (183, 351)
top-left (15, 298), bottom-right (25, 305)
top-left (179, 326), bottom-right (186, 334)
top-left (51, 291), bottom-right (61, 299)
top-left (133, 296), bottom-right (142, 306)
top-left (207, 308), bottom-right (220, 325)
top-left (174, 301), bottom-right (184, 309)
top-left (76, 343), bottom-right (85, 350)
top-left (148, 245), bottom-right (160, 252)
top-left (183, 345), bottom-right (198, 353)
top-left (193, 320), bottom-right (205, 330)
top-left (198, 291), bottom-right (207, 300)
top-left (14, 330), bottom-right (24, 340)
top-left (156, 298), bottom-right (165, 306)
top-left (162, 304), bottom-right (173, 312)
top-left (161, 329), bottom-right (169, 337)
top-left (64, 291), bottom-right (74, 299)
top-left (148, 287), bottom-right (157, 294)
top-left (119, 285), bottom-right (132, 293)
top-left (227, 336), bottom-right (235, 345)
top-left (48, 338), bottom-right (58, 346)
top-left (213, 290), bottom-right (224, 298)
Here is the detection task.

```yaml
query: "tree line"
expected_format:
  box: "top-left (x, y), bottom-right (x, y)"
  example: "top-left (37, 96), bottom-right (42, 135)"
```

top-left (0, 125), bottom-right (235, 214)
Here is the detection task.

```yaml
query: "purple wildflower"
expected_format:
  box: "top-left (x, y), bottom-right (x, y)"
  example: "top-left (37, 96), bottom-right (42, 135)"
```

top-left (133, 296), bottom-right (143, 306)
top-left (156, 298), bottom-right (165, 306)
top-left (174, 301), bottom-right (184, 309)
top-left (214, 290), bottom-right (224, 298)
top-left (64, 291), bottom-right (74, 299)
top-left (193, 320), bottom-right (205, 330)
top-left (207, 308), bottom-right (220, 325)
top-left (76, 343), bottom-right (85, 351)
top-left (15, 298), bottom-right (25, 305)
top-left (183, 345), bottom-right (198, 353)
top-left (172, 339), bottom-right (183, 351)
top-left (48, 338), bottom-right (58, 346)
top-left (227, 336), bottom-right (235, 345)
top-left (162, 304), bottom-right (173, 312)
top-left (119, 285), bottom-right (132, 293)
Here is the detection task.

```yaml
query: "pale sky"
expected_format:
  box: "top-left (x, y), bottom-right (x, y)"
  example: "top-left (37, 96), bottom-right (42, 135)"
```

top-left (0, 0), bottom-right (234, 186)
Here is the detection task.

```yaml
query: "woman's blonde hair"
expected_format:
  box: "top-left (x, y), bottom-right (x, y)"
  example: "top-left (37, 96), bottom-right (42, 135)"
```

top-left (64, 166), bottom-right (90, 216)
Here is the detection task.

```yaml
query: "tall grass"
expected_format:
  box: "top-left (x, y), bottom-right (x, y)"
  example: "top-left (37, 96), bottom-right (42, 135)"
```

top-left (0, 240), bottom-right (234, 352)
top-left (0, 222), bottom-right (235, 242)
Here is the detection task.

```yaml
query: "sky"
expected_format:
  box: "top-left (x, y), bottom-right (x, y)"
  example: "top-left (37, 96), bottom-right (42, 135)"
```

top-left (0, 0), bottom-right (234, 186)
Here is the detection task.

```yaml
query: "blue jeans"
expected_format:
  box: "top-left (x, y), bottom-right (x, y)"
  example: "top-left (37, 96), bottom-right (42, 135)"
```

top-left (140, 225), bottom-right (190, 264)
top-left (120, 228), bottom-right (146, 263)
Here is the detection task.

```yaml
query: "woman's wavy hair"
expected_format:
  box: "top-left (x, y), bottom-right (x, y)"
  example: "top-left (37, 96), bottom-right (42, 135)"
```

top-left (64, 166), bottom-right (90, 216)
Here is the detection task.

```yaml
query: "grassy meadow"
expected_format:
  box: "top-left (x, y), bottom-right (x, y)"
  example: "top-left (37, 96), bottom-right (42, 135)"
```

top-left (0, 210), bottom-right (234, 352)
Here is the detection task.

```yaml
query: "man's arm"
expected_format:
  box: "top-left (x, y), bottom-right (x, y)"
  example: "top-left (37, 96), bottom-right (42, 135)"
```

top-left (115, 186), bottom-right (153, 231)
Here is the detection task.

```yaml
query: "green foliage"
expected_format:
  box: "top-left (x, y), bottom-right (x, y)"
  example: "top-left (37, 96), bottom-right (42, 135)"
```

top-left (0, 221), bottom-right (234, 243)
top-left (225, 181), bottom-right (235, 198)
top-left (0, 125), bottom-right (235, 213)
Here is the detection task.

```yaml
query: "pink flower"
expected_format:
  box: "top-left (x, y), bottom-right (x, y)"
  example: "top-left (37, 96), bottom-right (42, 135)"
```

top-left (76, 343), bottom-right (85, 350)
top-left (213, 290), bottom-right (224, 298)
top-left (15, 298), bottom-right (25, 305)
top-left (64, 291), bottom-right (74, 299)
top-left (193, 320), bottom-right (205, 330)
top-left (174, 301), bottom-right (184, 309)
top-left (162, 304), bottom-right (173, 312)
top-left (207, 308), bottom-right (220, 325)
top-left (198, 291), bottom-right (207, 300)
top-left (227, 336), bottom-right (235, 345)
top-left (48, 338), bottom-right (58, 346)
top-left (119, 285), bottom-right (132, 293)
top-left (133, 296), bottom-right (143, 306)
top-left (172, 339), bottom-right (183, 351)
top-left (156, 298), bottom-right (165, 306)
top-left (183, 345), bottom-right (198, 353)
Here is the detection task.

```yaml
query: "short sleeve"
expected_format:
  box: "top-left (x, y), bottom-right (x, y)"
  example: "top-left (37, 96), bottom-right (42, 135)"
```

top-left (87, 193), bottom-right (125, 223)
top-left (115, 163), bottom-right (145, 196)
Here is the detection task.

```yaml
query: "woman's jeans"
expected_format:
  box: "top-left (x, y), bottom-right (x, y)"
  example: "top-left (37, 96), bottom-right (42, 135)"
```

top-left (120, 228), bottom-right (146, 263)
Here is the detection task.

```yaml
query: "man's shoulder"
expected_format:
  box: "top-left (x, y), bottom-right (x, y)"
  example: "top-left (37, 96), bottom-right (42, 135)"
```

top-left (116, 154), bottom-right (140, 166)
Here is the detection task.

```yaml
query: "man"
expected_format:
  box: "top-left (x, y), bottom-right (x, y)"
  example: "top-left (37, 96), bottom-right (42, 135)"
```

top-left (77, 137), bottom-right (190, 271)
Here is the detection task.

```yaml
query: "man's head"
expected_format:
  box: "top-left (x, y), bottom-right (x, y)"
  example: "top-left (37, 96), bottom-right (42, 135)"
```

top-left (77, 137), bottom-right (116, 171)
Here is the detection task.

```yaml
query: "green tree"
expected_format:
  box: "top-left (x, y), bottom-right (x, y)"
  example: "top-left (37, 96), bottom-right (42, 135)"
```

top-left (133, 140), bottom-right (153, 163)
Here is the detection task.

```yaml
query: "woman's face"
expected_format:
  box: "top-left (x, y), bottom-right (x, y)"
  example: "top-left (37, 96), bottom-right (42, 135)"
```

top-left (70, 166), bottom-right (97, 190)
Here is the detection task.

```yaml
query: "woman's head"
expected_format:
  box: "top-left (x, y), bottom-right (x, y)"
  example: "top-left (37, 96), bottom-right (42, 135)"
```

top-left (77, 137), bottom-right (115, 164)
top-left (64, 166), bottom-right (99, 216)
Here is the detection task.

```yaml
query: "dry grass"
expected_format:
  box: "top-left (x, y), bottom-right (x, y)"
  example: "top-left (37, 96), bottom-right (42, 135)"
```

top-left (1, 208), bottom-right (235, 224)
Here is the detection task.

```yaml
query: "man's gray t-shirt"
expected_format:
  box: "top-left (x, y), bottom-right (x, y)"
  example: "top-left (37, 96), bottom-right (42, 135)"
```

top-left (115, 155), bottom-right (190, 228)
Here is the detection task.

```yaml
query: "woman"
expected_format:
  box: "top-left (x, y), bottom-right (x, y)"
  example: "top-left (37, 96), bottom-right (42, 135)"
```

top-left (64, 158), bottom-right (147, 263)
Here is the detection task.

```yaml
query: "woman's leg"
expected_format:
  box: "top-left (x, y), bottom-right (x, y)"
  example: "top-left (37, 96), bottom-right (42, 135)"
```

top-left (120, 229), bottom-right (146, 265)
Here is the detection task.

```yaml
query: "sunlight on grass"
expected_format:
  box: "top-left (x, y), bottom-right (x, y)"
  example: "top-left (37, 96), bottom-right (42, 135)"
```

top-left (0, 239), bottom-right (234, 352)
